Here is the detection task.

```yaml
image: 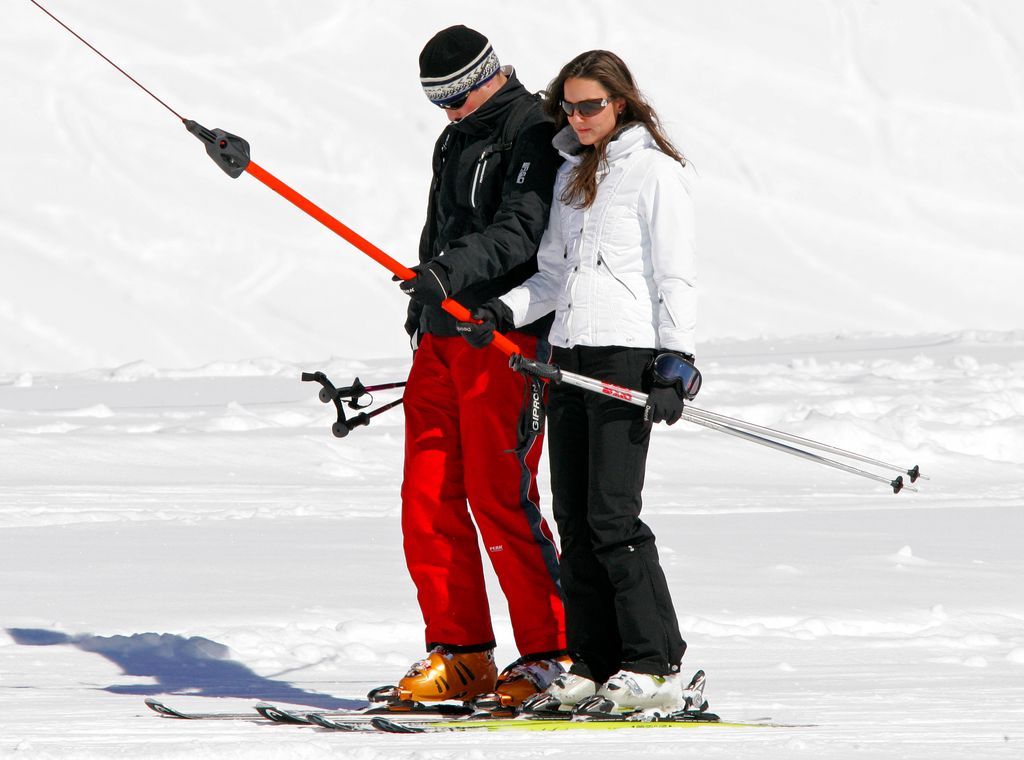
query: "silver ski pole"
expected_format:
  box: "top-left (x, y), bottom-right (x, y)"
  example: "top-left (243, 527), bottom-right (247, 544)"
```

top-left (678, 411), bottom-right (915, 494)
top-left (684, 405), bottom-right (924, 483)
top-left (509, 355), bottom-right (917, 494)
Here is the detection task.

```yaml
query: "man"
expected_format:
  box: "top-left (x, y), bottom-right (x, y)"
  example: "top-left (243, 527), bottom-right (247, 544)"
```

top-left (393, 25), bottom-right (566, 707)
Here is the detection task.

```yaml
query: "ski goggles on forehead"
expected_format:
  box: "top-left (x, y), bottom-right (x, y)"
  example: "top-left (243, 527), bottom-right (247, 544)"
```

top-left (651, 353), bottom-right (702, 400)
top-left (560, 98), bottom-right (611, 117)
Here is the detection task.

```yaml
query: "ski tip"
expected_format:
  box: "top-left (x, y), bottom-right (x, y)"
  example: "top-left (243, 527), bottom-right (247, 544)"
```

top-left (254, 704), bottom-right (310, 724)
top-left (306, 713), bottom-right (360, 732)
top-left (370, 716), bottom-right (427, 734)
top-left (144, 698), bottom-right (190, 719)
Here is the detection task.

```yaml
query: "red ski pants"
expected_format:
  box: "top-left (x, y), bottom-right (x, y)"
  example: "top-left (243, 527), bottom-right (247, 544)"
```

top-left (401, 334), bottom-right (566, 656)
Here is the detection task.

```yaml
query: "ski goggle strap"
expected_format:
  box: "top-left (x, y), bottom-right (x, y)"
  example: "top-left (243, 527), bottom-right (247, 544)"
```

top-left (651, 353), bottom-right (702, 401)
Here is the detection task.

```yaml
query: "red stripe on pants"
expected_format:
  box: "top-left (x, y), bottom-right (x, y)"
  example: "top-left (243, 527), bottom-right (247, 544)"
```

top-left (401, 334), bottom-right (566, 655)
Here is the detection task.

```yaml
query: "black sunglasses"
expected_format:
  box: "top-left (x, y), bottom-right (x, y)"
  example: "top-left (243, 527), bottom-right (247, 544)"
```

top-left (560, 98), bottom-right (611, 117)
top-left (438, 92), bottom-right (471, 111)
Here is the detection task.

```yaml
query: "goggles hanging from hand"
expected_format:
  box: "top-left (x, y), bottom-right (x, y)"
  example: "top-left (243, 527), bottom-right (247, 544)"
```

top-left (651, 353), bottom-right (702, 400)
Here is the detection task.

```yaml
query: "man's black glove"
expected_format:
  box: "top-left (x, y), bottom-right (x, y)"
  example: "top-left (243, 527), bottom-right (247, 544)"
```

top-left (396, 261), bottom-right (451, 307)
top-left (456, 298), bottom-right (514, 349)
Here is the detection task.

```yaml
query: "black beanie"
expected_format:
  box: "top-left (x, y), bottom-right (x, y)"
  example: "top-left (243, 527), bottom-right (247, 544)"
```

top-left (419, 25), bottom-right (501, 105)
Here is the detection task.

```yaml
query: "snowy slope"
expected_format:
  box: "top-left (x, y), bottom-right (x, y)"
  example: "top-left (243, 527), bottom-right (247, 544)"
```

top-left (2, 332), bottom-right (1023, 757)
top-left (2, 1), bottom-right (1024, 758)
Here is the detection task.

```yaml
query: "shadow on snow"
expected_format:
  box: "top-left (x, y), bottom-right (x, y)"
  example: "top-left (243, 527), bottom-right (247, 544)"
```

top-left (8, 627), bottom-right (363, 709)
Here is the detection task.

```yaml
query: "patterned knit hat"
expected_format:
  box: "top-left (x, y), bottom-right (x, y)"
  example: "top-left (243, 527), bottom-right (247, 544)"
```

top-left (419, 25), bottom-right (501, 106)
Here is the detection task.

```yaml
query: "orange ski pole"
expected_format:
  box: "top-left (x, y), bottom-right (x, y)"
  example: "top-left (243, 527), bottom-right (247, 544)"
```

top-left (243, 158), bottom-right (521, 357)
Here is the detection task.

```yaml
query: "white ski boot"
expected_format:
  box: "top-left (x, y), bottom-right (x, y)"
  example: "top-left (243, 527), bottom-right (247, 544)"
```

top-left (598, 670), bottom-right (686, 710)
top-left (520, 671), bottom-right (600, 713)
top-left (574, 669), bottom-right (708, 717)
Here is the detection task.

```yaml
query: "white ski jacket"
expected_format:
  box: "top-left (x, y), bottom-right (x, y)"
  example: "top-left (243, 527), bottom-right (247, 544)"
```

top-left (500, 123), bottom-right (696, 355)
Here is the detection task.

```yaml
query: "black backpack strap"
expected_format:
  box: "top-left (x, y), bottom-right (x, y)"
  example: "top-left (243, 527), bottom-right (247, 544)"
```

top-left (499, 92), bottom-right (544, 152)
top-left (482, 92), bottom-right (545, 161)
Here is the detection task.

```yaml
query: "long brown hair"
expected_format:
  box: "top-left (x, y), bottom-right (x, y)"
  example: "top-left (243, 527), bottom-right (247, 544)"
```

top-left (545, 50), bottom-right (685, 209)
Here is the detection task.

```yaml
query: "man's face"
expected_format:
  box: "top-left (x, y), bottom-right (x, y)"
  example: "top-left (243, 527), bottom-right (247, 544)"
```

top-left (441, 85), bottom-right (490, 122)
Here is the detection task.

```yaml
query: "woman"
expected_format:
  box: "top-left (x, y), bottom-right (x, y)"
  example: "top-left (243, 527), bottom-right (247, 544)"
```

top-left (457, 50), bottom-right (697, 713)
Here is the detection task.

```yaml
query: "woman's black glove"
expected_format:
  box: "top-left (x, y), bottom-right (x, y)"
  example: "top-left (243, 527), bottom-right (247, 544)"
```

top-left (456, 298), bottom-right (514, 349)
top-left (644, 386), bottom-right (685, 425)
top-left (643, 351), bottom-right (698, 425)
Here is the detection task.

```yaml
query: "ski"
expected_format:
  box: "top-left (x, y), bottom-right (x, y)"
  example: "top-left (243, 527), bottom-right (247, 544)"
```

top-left (146, 697), bottom-right (805, 733)
top-left (145, 698), bottom-right (340, 724)
top-left (253, 704), bottom-right (318, 724)
top-left (362, 669), bottom-right (808, 733)
top-left (144, 697), bottom-right (474, 724)
top-left (144, 698), bottom-right (263, 721)
top-left (305, 712), bottom-right (378, 732)
top-left (365, 712), bottom-right (802, 733)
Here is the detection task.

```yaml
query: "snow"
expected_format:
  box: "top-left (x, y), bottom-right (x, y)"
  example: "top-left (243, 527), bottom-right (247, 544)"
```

top-left (2, 1), bottom-right (1023, 758)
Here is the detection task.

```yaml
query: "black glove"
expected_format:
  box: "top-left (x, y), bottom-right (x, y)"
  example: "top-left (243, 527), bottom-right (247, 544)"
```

top-left (643, 351), bottom-right (696, 425)
top-left (643, 386), bottom-right (685, 425)
top-left (456, 298), bottom-right (514, 349)
top-left (396, 261), bottom-right (451, 307)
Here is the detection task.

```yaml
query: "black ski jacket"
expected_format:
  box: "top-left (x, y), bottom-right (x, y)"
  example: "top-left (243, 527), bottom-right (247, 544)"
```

top-left (407, 70), bottom-right (560, 339)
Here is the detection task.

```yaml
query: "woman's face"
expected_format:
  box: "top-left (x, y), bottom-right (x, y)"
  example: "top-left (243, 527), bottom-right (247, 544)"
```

top-left (562, 76), bottom-right (623, 146)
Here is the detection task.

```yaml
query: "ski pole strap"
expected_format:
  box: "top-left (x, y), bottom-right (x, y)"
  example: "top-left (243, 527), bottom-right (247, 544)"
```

top-left (512, 374), bottom-right (546, 455)
top-left (358, 380), bottom-right (408, 393)
top-left (328, 377), bottom-right (408, 410)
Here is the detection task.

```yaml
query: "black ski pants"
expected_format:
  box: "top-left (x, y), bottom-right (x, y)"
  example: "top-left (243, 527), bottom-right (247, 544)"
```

top-left (547, 345), bottom-right (686, 684)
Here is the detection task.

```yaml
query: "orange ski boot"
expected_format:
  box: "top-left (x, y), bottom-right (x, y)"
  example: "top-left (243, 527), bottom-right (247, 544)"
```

top-left (395, 645), bottom-right (497, 702)
top-left (474, 653), bottom-right (571, 711)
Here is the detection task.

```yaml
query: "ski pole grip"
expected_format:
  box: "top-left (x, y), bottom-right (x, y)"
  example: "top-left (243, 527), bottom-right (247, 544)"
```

top-left (509, 354), bottom-right (563, 382)
top-left (346, 412), bottom-right (371, 432)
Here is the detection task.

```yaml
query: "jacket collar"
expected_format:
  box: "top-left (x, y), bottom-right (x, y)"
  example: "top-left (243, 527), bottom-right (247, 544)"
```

top-left (448, 66), bottom-right (527, 137)
top-left (553, 123), bottom-right (653, 165)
